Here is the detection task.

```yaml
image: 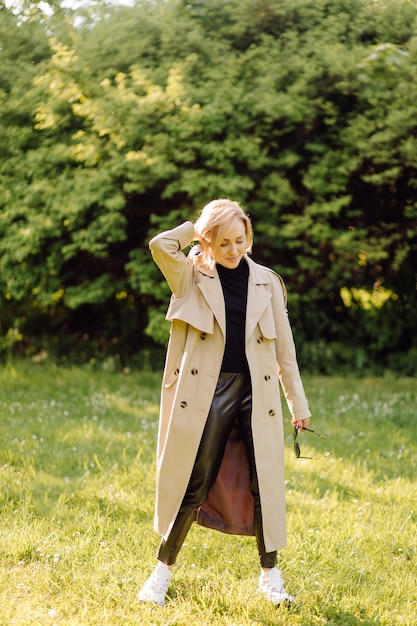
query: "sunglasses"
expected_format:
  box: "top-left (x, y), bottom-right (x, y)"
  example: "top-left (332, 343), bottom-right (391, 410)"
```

top-left (293, 425), bottom-right (332, 460)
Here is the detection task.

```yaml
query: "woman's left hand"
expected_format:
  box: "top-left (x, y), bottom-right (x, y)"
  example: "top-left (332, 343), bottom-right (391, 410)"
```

top-left (292, 418), bottom-right (310, 430)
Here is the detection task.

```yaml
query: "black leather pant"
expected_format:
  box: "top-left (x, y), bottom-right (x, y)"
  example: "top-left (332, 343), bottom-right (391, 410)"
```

top-left (157, 372), bottom-right (277, 569)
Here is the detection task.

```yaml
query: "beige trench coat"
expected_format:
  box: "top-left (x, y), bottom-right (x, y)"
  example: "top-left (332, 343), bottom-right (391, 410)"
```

top-left (149, 221), bottom-right (311, 553)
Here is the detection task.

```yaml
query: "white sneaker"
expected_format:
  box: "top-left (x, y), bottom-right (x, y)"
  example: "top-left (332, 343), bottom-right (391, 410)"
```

top-left (258, 567), bottom-right (294, 605)
top-left (138, 563), bottom-right (171, 607)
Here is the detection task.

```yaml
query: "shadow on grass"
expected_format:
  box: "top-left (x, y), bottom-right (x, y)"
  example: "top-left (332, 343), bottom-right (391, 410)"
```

top-left (285, 609), bottom-right (383, 626)
top-left (158, 577), bottom-right (385, 626)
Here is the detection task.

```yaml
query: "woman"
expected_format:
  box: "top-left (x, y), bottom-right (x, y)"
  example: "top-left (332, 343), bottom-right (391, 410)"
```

top-left (139, 199), bottom-right (311, 607)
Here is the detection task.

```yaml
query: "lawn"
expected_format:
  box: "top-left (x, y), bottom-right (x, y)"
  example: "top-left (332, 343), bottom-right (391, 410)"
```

top-left (0, 360), bottom-right (416, 625)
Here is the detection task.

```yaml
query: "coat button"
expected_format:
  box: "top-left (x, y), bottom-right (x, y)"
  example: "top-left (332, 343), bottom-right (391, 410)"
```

top-left (174, 368), bottom-right (180, 375)
top-left (191, 368), bottom-right (198, 375)
top-left (268, 409), bottom-right (276, 416)
top-left (257, 336), bottom-right (264, 344)
top-left (264, 374), bottom-right (270, 381)
top-left (200, 333), bottom-right (206, 340)
top-left (180, 401), bottom-right (187, 408)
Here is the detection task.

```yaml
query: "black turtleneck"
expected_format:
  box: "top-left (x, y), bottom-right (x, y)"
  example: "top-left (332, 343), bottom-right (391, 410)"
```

top-left (216, 258), bottom-right (249, 373)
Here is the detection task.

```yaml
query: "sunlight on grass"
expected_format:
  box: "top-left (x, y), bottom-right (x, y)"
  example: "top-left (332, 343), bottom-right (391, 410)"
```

top-left (0, 361), bottom-right (416, 624)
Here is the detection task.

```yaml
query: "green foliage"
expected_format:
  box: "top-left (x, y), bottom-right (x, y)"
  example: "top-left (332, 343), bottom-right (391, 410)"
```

top-left (1, 0), bottom-right (417, 370)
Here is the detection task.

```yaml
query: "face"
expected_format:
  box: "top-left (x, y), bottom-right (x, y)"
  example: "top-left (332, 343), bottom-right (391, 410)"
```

top-left (214, 219), bottom-right (247, 269)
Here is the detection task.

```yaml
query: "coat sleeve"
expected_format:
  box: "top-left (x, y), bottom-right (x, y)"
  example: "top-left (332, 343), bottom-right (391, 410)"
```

top-left (271, 273), bottom-right (311, 421)
top-left (149, 221), bottom-right (196, 297)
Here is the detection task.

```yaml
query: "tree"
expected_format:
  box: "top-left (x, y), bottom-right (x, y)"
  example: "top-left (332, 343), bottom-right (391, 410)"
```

top-left (1, 0), bottom-right (417, 373)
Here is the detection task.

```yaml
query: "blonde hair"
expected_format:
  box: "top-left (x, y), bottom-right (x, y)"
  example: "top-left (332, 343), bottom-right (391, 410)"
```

top-left (194, 199), bottom-right (253, 268)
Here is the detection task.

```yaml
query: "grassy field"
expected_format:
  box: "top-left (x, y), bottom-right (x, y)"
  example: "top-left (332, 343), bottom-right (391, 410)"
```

top-left (0, 360), bottom-right (416, 625)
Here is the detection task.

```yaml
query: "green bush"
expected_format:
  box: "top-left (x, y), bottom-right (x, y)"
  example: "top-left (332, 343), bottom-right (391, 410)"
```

top-left (1, 0), bottom-right (417, 372)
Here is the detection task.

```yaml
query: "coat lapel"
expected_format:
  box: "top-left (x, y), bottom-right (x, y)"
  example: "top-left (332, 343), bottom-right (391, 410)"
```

top-left (197, 271), bottom-right (226, 338)
top-left (245, 258), bottom-right (273, 340)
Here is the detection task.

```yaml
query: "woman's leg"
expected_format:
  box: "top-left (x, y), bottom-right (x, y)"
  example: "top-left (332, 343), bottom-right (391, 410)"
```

top-left (157, 508), bottom-right (198, 566)
top-left (158, 373), bottom-right (246, 566)
top-left (238, 375), bottom-right (277, 570)
top-left (238, 376), bottom-right (293, 605)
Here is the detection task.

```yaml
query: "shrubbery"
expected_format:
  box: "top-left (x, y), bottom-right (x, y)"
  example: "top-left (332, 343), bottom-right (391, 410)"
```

top-left (1, 0), bottom-right (417, 374)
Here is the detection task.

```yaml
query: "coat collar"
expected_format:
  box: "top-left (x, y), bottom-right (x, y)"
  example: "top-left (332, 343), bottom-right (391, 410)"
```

top-left (196, 254), bottom-right (274, 285)
top-left (196, 256), bottom-right (273, 339)
top-left (166, 253), bottom-right (275, 337)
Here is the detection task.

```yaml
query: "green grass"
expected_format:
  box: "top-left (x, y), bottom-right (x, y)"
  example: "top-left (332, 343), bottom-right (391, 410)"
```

top-left (0, 360), bottom-right (416, 625)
